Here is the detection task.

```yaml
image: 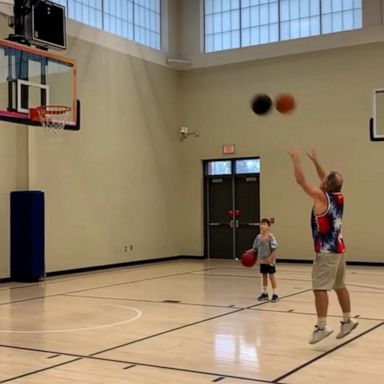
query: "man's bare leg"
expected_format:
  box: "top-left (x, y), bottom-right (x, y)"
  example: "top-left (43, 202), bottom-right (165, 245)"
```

top-left (314, 290), bottom-right (328, 317)
top-left (335, 287), bottom-right (350, 313)
top-left (335, 287), bottom-right (358, 338)
top-left (309, 290), bottom-right (333, 344)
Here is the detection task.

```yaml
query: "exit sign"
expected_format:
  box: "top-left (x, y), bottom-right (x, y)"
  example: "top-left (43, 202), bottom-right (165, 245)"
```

top-left (223, 144), bottom-right (235, 154)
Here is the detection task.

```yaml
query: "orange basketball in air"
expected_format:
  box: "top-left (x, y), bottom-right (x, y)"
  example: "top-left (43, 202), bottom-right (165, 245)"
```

top-left (275, 93), bottom-right (296, 114)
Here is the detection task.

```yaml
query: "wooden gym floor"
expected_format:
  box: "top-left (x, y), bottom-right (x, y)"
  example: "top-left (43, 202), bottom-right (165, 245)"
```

top-left (0, 259), bottom-right (383, 383)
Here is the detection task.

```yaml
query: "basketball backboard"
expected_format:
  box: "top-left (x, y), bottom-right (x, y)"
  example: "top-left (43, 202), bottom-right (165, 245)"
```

top-left (0, 39), bottom-right (79, 130)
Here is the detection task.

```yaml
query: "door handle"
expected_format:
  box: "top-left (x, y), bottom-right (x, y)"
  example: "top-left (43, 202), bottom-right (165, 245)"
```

top-left (209, 222), bottom-right (221, 226)
top-left (248, 222), bottom-right (260, 226)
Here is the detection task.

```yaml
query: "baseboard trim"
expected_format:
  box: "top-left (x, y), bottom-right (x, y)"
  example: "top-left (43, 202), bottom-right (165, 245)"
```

top-left (346, 260), bottom-right (384, 266)
top-left (46, 255), bottom-right (206, 278)
top-left (278, 259), bottom-right (384, 266)
top-left (278, 259), bottom-right (312, 264)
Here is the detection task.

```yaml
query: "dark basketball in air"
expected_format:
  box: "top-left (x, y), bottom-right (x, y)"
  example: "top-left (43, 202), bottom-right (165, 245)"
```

top-left (251, 94), bottom-right (273, 115)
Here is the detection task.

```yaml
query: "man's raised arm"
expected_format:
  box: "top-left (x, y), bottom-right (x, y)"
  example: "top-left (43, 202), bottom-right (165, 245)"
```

top-left (306, 149), bottom-right (326, 181)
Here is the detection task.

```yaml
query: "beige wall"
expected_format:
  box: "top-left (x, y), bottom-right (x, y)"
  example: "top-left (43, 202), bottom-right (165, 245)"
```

top-left (0, 19), bottom-right (30, 277)
top-left (173, 0), bottom-right (384, 263)
top-left (0, 15), bottom-right (185, 277)
top-left (28, 38), bottom-right (184, 273)
top-left (179, 43), bottom-right (384, 262)
top-left (1, 1), bottom-right (384, 278)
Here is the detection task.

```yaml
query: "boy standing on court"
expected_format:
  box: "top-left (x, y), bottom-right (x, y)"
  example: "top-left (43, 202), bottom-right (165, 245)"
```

top-left (250, 218), bottom-right (279, 303)
top-left (288, 148), bottom-right (358, 344)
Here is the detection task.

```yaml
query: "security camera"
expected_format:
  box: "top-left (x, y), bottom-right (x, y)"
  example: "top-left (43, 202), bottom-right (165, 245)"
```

top-left (180, 126), bottom-right (189, 135)
top-left (179, 126), bottom-right (199, 141)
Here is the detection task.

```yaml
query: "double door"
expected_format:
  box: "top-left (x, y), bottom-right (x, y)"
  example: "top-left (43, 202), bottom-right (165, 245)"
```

top-left (205, 173), bottom-right (260, 260)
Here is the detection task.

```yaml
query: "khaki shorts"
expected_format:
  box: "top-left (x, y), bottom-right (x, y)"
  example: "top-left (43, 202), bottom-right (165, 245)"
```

top-left (312, 252), bottom-right (347, 290)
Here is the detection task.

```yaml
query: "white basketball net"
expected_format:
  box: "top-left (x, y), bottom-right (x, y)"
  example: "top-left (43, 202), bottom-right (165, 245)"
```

top-left (36, 106), bottom-right (71, 142)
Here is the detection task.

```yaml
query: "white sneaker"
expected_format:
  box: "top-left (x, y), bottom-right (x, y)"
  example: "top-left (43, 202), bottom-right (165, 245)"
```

top-left (336, 318), bottom-right (358, 339)
top-left (309, 325), bottom-right (334, 344)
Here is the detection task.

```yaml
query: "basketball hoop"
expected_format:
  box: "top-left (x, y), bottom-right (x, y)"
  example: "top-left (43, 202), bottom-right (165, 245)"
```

top-left (30, 105), bottom-right (71, 142)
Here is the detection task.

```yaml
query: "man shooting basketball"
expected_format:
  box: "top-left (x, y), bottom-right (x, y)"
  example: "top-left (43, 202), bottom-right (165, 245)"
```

top-left (288, 149), bottom-right (358, 344)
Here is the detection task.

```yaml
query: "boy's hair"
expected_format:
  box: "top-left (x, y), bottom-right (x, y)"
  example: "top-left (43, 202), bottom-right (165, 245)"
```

top-left (260, 218), bottom-right (271, 226)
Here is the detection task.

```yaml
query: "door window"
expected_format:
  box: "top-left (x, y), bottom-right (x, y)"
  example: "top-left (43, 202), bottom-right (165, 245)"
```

top-left (235, 158), bottom-right (260, 174)
top-left (207, 160), bottom-right (232, 175)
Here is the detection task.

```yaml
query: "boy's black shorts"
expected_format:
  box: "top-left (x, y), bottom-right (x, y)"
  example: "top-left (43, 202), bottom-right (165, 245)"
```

top-left (260, 264), bottom-right (276, 274)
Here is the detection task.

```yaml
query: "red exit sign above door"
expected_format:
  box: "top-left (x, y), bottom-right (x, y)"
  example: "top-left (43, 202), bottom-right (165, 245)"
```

top-left (223, 144), bottom-right (235, 154)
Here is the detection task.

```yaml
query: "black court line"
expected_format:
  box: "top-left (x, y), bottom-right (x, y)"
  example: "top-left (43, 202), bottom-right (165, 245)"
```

top-left (247, 288), bottom-right (312, 309)
top-left (85, 299), bottom-right (292, 357)
top-left (0, 357), bottom-right (82, 384)
top-left (1, 266), bottom-right (218, 293)
top-left (272, 321), bottom-right (384, 383)
top-left (0, 268), bottom-right (217, 307)
top-left (63, 293), bottom-right (245, 309)
top-left (0, 261), bottom-right (215, 290)
top-left (1, 263), bottom-right (382, 382)
top-left (67, 291), bottom-right (384, 321)
top-left (46, 354), bottom-right (61, 359)
top-left (72, 289), bottom-right (364, 315)
top-left (346, 271), bottom-right (384, 278)
top-left (78, 300), bottom-right (275, 360)
top-left (162, 299), bottom-right (181, 303)
top-left (348, 283), bottom-right (384, 291)
top-left (88, 355), bottom-right (273, 383)
top-left (0, 344), bottom-right (272, 383)
top-left (212, 377), bottom-right (225, 382)
top-left (2, 320), bottom-right (383, 384)
top-left (195, 272), bottom-right (313, 284)
top-left (0, 294), bottom-right (64, 307)
top-left (61, 268), bottom-right (217, 296)
top-left (61, 273), bottom-right (313, 309)
top-left (348, 289), bottom-right (384, 295)
top-left (251, 307), bottom-right (384, 322)
top-left (195, 272), bottom-right (311, 277)
top-left (1, 263), bottom-right (381, 382)
top-left (88, 306), bottom-right (248, 356)
top-left (5, 286), bottom-right (382, 333)
top-left (5, 266), bottom-right (377, 308)
top-left (198, 267), bottom-right (384, 280)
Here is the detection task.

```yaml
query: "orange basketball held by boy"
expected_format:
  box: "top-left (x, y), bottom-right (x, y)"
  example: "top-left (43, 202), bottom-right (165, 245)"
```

top-left (241, 249), bottom-right (258, 267)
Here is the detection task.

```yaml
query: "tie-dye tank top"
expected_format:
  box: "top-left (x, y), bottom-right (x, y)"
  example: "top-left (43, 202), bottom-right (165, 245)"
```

top-left (311, 192), bottom-right (346, 254)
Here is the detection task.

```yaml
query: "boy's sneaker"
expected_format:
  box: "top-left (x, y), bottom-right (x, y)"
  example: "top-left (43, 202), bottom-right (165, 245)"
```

top-left (308, 325), bottom-right (333, 344)
top-left (271, 294), bottom-right (279, 303)
top-left (257, 292), bottom-right (269, 301)
top-left (336, 318), bottom-right (358, 339)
